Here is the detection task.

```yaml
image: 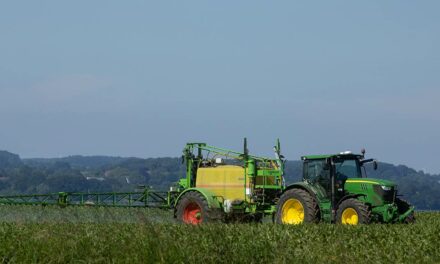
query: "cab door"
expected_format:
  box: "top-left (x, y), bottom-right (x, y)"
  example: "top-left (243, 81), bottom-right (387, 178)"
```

top-left (303, 159), bottom-right (331, 200)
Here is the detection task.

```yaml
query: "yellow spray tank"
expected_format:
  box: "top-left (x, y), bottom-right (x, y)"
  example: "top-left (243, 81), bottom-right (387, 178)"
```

top-left (196, 165), bottom-right (248, 202)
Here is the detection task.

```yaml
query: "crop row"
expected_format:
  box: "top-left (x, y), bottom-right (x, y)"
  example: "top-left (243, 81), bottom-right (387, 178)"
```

top-left (0, 206), bottom-right (438, 263)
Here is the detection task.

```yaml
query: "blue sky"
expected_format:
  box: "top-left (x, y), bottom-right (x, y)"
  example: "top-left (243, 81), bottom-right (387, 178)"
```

top-left (1, 1), bottom-right (439, 173)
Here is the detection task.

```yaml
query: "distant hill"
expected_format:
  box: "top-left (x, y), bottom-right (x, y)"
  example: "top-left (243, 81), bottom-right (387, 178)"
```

top-left (0, 150), bottom-right (439, 210)
top-left (24, 156), bottom-right (128, 169)
top-left (0, 151), bottom-right (22, 169)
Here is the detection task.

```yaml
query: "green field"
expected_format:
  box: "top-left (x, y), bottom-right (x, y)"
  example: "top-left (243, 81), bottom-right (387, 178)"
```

top-left (0, 206), bottom-right (438, 263)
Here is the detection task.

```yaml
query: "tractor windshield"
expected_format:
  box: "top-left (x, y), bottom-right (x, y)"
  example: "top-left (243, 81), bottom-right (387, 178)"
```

top-left (334, 158), bottom-right (362, 180)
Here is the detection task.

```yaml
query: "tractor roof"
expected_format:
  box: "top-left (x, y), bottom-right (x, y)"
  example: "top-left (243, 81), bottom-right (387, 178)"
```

top-left (301, 153), bottom-right (363, 160)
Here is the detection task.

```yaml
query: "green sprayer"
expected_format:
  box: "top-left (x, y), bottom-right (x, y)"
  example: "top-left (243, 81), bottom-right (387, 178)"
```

top-left (0, 139), bottom-right (415, 225)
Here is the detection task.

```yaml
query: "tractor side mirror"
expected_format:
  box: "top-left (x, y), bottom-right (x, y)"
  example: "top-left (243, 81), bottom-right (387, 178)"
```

top-left (373, 160), bottom-right (378, 170)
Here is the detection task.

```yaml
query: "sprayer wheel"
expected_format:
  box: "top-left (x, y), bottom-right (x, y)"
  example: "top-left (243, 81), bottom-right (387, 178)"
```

top-left (176, 191), bottom-right (219, 224)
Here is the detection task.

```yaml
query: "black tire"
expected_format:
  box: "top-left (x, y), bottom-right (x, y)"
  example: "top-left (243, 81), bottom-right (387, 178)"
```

top-left (396, 198), bottom-right (416, 224)
top-left (275, 188), bottom-right (320, 224)
top-left (336, 198), bottom-right (371, 225)
top-left (175, 191), bottom-right (220, 224)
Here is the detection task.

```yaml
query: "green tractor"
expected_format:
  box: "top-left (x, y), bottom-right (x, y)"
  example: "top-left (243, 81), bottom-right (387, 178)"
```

top-left (275, 150), bottom-right (416, 225)
top-left (174, 139), bottom-right (415, 225)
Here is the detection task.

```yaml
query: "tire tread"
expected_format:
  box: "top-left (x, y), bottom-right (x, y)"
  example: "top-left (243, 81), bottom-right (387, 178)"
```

top-left (275, 188), bottom-right (320, 224)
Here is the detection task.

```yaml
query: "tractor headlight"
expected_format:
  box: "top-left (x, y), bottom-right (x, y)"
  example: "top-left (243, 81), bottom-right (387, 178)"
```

top-left (381, 185), bottom-right (392, 191)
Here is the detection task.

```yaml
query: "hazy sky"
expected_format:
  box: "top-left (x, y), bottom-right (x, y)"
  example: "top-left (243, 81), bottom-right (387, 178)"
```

top-left (1, 1), bottom-right (439, 173)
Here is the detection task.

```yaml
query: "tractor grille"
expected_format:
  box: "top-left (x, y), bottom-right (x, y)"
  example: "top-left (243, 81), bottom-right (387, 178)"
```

top-left (373, 185), bottom-right (396, 203)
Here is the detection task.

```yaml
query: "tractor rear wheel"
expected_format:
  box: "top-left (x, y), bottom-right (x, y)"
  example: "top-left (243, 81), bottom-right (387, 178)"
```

top-left (176, 191), bottom-right (216, 224)
top-left (336, 198), bottom-right (371, 225)
top-left (275, 189), bottom-right (320, 224)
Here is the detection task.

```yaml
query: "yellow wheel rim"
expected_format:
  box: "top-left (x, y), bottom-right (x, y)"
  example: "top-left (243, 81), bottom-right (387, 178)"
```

top-left (281, 198), bottom-right (304, 224)
top-left (341, 208), bottom-right (359, 225)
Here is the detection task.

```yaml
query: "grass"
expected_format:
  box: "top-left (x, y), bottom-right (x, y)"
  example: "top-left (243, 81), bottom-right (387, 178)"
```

top-left (0, 206), bottom-right (438, 263)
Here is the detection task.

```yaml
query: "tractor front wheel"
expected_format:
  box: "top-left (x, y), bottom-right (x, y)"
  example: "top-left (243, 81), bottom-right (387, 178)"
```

top-left (176, 191), bottom-right (214, 225)
top-left (336, 198), bottom-right (371, 225)
top-left (275, 189), bottom-right (320, 224)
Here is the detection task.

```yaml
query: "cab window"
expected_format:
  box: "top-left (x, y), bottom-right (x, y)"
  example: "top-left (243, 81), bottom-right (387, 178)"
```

top-left (304, 159), bottom-right (331, 197)
top-left (334, 159), bottom-right (361, 180)
top-left (304, 160), bottom-right (330, 182)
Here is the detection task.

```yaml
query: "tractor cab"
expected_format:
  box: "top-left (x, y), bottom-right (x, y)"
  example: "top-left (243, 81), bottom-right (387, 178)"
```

top-left (301, 152), bottom-right (367, 202)
top-left (301, 151), bottom-right (399, 209)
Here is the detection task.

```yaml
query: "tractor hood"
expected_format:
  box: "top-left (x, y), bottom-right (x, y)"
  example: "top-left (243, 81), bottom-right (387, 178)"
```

top-left (344, 178), bottom-right (397, 207)
top-left (345, 178), bottom-right (395, 187)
